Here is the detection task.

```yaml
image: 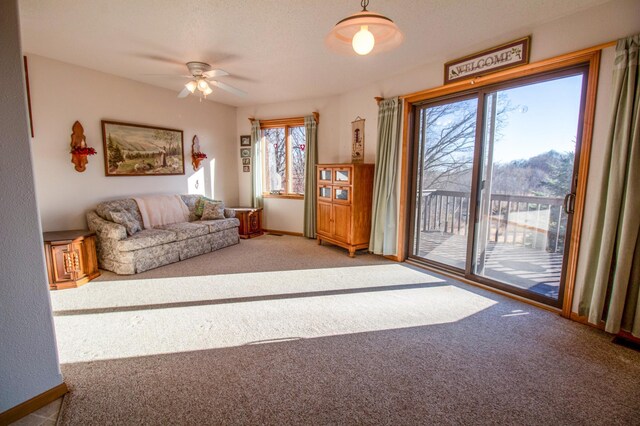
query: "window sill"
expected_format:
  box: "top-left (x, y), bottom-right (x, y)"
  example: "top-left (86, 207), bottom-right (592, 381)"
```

top-left (262, 193), bottom-right (304, 200)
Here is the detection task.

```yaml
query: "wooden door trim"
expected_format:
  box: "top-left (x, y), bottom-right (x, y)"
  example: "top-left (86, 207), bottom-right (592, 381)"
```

top-left (562, 50), bottom-right (601, 317)
top-left (397, 48), bottom-right (602, 317)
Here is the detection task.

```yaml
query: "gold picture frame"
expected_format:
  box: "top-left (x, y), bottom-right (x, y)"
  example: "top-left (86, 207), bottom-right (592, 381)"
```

top-left (101, 120), bottom-right (184, 176)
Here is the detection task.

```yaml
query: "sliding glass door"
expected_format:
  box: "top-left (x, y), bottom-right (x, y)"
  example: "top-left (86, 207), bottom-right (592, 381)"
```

top-left (408, 67), bottom-right (588, 306)
top-left (410, 96), bottom-right (477, 270)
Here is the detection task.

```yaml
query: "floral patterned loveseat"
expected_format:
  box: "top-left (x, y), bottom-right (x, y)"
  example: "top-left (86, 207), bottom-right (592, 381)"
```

top-left (86, 194), bottom-right (239, 274)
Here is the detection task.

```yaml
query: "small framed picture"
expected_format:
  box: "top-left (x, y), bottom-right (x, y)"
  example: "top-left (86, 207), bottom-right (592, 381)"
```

top-left (240, 135), bottom-right (251, 146)
top-left (242, 158), bottom-right (250, 165)
top-left (243, 165), bottom-right (250, 173)
top-left (240, 148), bottom-right (251, 158)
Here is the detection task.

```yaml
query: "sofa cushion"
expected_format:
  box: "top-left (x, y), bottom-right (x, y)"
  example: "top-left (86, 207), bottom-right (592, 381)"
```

top-left (116, 228), bottom-right (177, 252)
top-left (96, 199), bottom-right (144, 229)
top-left (201, 201), bottom-right (225, 220)
top-left (110, 209), bottom-right (142, 236)
top-left (200, 218), bottom-right (240, 233)
top-left (195, 196), bottom-right (222, 218)
top-left (156, 222), bottom-right (209, 241)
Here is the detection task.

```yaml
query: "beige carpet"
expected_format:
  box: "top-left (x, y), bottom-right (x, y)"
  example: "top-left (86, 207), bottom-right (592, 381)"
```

top-left (50, 235), bottom-right (640, 425)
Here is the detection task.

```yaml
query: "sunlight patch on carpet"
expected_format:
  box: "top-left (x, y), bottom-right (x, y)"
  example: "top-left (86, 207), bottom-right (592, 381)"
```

top-left (52, 264), bottom-right (497, 363)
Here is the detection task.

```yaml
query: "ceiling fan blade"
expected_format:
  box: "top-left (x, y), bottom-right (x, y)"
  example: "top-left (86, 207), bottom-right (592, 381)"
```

top-left (203, 69), bottom-right (229, 78)
top-left (142, 74), bottom-right (191, 78)
top-left (177, 87), bottom-right (191, 98)
top-left (210, 80), bottom-right (247, 97)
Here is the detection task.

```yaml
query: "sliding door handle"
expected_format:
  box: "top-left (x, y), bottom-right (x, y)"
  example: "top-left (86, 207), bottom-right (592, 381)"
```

top-left (563, 193), bottom-right (576, 214)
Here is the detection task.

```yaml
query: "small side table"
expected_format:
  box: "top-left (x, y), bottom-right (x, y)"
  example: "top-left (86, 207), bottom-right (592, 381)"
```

top-left (230, 207), bottom-right (264, 239)
top-left (43, 230), bottom-right (100, 290)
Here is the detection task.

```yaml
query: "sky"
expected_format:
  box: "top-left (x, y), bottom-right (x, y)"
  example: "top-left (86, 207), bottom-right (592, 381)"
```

top-left (491, 74), bottom-right (583, 163)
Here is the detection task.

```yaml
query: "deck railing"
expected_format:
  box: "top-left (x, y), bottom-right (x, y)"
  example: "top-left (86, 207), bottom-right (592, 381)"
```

top-left (418, 190), bottom-right (566, 252)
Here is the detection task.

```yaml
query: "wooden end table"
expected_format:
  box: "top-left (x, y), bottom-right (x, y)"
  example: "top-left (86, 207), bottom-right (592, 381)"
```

top-left (230, 207), bottom-right (264, 239)
top-left (43, 230), bottom-right (100, 290)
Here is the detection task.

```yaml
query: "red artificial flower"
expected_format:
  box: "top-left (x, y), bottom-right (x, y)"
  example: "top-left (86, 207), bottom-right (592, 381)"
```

top-left (193, 152), bottom-right (207, 159)
top-left (70, 146), bottom-right (97, 155)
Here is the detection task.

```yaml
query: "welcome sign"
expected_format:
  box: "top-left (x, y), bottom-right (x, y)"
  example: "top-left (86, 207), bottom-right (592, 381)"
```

top-left (444, 37), bottom-right (530, 84)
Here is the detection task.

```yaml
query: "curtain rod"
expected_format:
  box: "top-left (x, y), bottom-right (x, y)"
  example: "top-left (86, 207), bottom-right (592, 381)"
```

top-left (249, 112), bottom-right (320, 125)
top-left (373, 39), bottom-right (617, 104)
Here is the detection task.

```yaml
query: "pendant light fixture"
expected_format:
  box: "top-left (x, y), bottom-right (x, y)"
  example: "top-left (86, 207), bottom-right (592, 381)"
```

top-left (326, 0), bottom-right (403, 56)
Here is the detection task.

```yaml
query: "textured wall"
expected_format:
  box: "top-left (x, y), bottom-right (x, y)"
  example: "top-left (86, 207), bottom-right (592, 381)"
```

top-left (235, 0), bottom-right (640, 251)
top-left (0, 0), bottom-right (64, 412)
top-left (27, 55), bottom-right (239, 232)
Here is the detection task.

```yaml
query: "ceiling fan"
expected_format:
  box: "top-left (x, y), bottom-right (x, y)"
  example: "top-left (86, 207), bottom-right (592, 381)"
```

top-left (177, 61), bottom-right (247, 99)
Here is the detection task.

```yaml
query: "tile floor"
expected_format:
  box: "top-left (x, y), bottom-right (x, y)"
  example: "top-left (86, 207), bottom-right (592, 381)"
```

top-left (10, 397), bottom-right (63, 426)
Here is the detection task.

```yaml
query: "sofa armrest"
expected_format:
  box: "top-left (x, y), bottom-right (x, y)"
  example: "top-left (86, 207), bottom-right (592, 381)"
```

top-left (224, 208), bottom-right (236, 219)
top-left (87, 211), bottom-right (127, 240)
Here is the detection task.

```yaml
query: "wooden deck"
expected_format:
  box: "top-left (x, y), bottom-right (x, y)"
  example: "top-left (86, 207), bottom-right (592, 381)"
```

top-left (415, 231), bottom-right (563, 300)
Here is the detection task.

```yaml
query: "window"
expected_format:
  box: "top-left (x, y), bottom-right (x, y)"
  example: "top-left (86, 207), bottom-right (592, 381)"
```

top-left (261, 119), bottom-right (306, 197)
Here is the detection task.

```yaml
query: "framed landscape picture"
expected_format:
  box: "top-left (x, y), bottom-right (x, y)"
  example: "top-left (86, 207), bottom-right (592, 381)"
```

top-left (101, 120), bottom-right (184, 176)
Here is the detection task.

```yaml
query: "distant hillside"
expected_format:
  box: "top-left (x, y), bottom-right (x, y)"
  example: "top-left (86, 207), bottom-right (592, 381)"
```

top-left (107, 134), bottom-right (161, 152)
top-left (492, 150), bottom-right (574, 197)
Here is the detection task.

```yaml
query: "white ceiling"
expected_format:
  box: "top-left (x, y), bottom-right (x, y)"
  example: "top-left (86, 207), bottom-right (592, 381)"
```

top-left (19, 0), bottom-right (610, 107)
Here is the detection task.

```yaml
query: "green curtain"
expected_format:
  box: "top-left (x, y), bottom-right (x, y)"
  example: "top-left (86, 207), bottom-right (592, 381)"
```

top-left (251, 120), bottom-right (263, 209)
top-left (369, 97), bottom-right (401, 255)
top-left (579, 35), bottom-right (640, 337)
top-left (303, 115), bottom-right (318, 238)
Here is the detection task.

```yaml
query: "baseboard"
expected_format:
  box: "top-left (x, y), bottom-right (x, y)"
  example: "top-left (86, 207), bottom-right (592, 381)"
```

top-left (570, 313), bottom-right (640, 345)
top-left (263, 229), bottom-right (304, 237)
top-left (384, 254), bottom-right (401, 262)
top-left (0, 382), bottom-right (68, 425)
top-left (569, 312), bottom-right (606, 330)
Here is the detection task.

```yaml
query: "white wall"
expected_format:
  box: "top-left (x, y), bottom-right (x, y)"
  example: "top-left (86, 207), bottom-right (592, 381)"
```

top-left (0, 0), bottom-right (64, 412)
top-left (236, 0), bottom-right (640, 298)
top-left (28, 55), bottom-right (239, 232)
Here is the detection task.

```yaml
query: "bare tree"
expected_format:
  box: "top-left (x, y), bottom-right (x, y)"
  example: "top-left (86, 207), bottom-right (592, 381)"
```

top-left (420, 94), bottom-right (513, 191)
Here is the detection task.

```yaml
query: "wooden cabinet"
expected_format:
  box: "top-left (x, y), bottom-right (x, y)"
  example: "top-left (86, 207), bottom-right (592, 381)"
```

top-left (231, 207), bottom-right (264, 239)
top-left (43, 230), bottom-right (100, 290)
top-left (316, 163), bottom-right (375, 257)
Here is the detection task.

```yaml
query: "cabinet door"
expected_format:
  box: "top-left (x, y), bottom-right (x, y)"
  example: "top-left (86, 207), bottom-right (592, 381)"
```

top-left (318, 185), bottom-right (332, 201)
top-left (248, 212), bottom-right (260, 233)
top-left (318, 167), bottom-right (332, 184)
top-left (334, 168), bottom-right (352, 185)
top-left (333, 186), bottom-right (351, 204)
top-left (332, 204), bottom-right (351, 243)
top-left (317, 202), bottom-right (332, 235)
top-left (51, 244), bottom-right (78, 282)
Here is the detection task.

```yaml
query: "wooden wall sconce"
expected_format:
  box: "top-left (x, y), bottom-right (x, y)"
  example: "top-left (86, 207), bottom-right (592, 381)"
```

top-left (69, 121), bottom-right (96, 172)
top-left (191, 135), bottom-right (207, 171)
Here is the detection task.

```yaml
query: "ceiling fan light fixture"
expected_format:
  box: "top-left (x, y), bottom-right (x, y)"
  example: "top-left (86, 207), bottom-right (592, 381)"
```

top-left (326, 0), bottom-right (402, 56)
top-left (197, 79), bottom-right (210, 91)
top-left (203, 86), bottom-right (213, 96)
top-left (185, 80), bottom-right (197, 93)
